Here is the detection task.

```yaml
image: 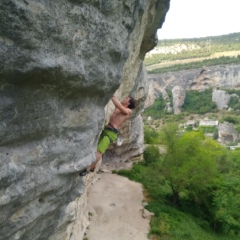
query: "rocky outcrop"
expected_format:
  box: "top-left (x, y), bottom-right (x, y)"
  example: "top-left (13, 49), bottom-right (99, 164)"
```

top-left (144, 79), bottom-right (156, 108)
top-left (212, 90), bottom-right (240, 110)
top-left (148, 65), bottom-right (240, 91)
top-left (172, 86), bottom-right (186, 114)
top-left (218, 122), bottom-right (239, 144)
top-left (212, 90), bottom-right (231, 109)
top-left (0, 1), bottom-right (170, 239)
top-left (146, 65), bottom-right (240, 111)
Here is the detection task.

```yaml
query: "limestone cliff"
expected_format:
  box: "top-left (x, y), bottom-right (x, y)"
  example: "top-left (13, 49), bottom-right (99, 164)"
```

top-left (148, 64), bottom-right (240, 93)
top-left (0, 0), bottom-right (169, 239)
top-left (147, 64), bottom-right (240, 112)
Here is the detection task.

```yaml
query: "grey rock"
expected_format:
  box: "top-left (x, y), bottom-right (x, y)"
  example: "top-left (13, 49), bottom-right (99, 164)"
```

top-left (218, 122), bottom-right (239, 144)
top-left (0, 0), bottom-right (169, 239)
top-left (148, 65), bottom-right (240, 91)
top-left (172, 86), bottom-right (186, 114)
top-left (147, 65), bottom-right (240, 112)
top-left (165, 102), bottom-right (173, 113)
top-left (212, 90), bottom-right (230, 109)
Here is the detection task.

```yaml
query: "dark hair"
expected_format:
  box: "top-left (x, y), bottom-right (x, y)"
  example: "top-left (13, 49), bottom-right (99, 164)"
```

top-left (128, 97), bottom-right (136, 109)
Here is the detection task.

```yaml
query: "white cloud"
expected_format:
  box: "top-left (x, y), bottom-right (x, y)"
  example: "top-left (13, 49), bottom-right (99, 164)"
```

top-left (158, 0), bottom-right (240, 39)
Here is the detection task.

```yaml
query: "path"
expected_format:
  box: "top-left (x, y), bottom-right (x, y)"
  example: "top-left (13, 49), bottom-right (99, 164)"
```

top-left (85, 173), bottom-right (150, 240)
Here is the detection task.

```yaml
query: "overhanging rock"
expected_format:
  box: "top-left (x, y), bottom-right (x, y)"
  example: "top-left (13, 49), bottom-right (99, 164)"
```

top-left (0, 0), bottom-right (169, 239)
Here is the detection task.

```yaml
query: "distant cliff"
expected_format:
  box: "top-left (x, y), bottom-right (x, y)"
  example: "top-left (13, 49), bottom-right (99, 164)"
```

top-left (0, 0), bottom-right (169, 239)
top-left (145, 64), bottom-right (240, 108)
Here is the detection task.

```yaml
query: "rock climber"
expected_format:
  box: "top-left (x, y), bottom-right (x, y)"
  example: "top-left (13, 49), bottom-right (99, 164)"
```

top-left (80, 95), bottom-right (136, 176)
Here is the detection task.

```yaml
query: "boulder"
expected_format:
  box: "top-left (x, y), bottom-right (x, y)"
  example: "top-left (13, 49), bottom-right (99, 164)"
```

top-left (212, 90), bottom-right (231, 109)
top-left (218, 122), bottom-right (239, 144)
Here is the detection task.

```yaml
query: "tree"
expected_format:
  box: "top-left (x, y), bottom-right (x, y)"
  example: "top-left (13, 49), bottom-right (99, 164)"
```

top-left (144, 126), bottom-right (160, 144)
top-left (160, 126), bottom-right (223, 204)
top-left (143, 145), bottom-right (161, 165)
top-left (212, 149), bottom-right (240, 234)
top-left (212, 174), bottom-right (240, 234)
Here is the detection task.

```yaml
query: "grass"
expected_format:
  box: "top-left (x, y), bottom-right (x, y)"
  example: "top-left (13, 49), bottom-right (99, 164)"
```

top-left (147, 200), bottom-right (239, 240)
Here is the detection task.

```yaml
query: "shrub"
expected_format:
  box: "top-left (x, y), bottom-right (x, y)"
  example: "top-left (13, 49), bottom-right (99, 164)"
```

top-left (143, 145), bottom-right (161, 165)
top-left (144, 126), bottom-right (160, 144)
top-left (144, 95), bottom-right (168, 119)
top-left (182, 89), bottom-right (217, 114)
top-left (222, 116), bottom-right (239, 124)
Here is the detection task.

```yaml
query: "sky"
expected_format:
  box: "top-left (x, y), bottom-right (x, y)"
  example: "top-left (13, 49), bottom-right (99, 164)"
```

top-left (157, 0), bottom-right (240, 40)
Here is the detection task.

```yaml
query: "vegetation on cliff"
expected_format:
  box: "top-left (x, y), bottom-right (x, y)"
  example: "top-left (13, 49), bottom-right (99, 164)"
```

top-left (148, 55), bottom-right (240, 74)
top-left (144, 88), bottom-right (240, 134)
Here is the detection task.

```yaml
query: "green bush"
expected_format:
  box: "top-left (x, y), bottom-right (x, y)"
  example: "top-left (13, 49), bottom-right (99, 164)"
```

top-left (143, 145), bottom-right (161, 165)
top-left (225, 89), bottom-right (240, 96)
top-left (222, 116), bottom-right (239, 124)
top-left (198, 126), bottom-right (218, 133)
top-left (182, 89), bottom-right (217, 114)
top-left (235, 124), bottom-right (240, 134)
top-left (144, 94), bottom-right (168, 119)
top-left (144, 126), bottom-right (160, 144)
top-left (118, 127), bottom-right (240, 239)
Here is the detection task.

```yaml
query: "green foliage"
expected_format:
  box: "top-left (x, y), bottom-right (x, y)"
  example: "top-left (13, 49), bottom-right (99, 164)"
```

top-left (148, 201), bottom-right (240, 240)
top-left (161, 129), bottom-right (221, 204)
top-left (211, 151), bottom-right (240, 234)
top-left (145, 48), bottom-right (211, 66)
top-left (182, 89), bottom-right (217, 114)
top-left (144, 126), bottom-right (160, 144)
top-left (123, 34), bottom-right (240, 239)
top-left (158, 123), bottom-right (179, 150)
top-left (229, 96), bottom-right (239, 108)
top-left (144, 94), bottom-right (168, 119)
top-left (227, 93), bottom-right (240, 111)
top-left (118, 144), bottom-right (240, 239)
top-left (198, 126), bottom-right (219, 139)
top-left (145, 32), bottom-right (240, 68)
top-left (221, 116), bottom-right (239, 124)
top-left (143, 145), bottom-right (161, 165)
top-left (225, 89), bottom-right (240, 96)
top-left (235, 124), bottom-right (240, 133)
top-left (148, 55), bottom-right (240, 74)
top-left (118, 119), bottom-right (240, 239)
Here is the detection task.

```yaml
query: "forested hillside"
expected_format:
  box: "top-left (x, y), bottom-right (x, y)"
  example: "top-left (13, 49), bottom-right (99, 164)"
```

top-left (145, 32), bottom-right (240, 73)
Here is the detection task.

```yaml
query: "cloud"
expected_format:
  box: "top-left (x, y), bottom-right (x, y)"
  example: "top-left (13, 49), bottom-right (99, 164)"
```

top-left (158, 0), bottom-right (240, 39)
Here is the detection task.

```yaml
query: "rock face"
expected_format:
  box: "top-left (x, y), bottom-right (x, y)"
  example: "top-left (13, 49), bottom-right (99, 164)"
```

top-left (218, 122), bottom-right (239, 144)
top-left (148, 65), bottom-right (240, 91)
top-left (212, 90), bottom-right (231, 109)
top-left (172, 86), bottom-right (186, 114)
top-left (146, 65), bottom-right (240, 111)
top-left (144, 79), bottom-right (156, 108)
top-left (0, 1), bottom-right (169, 239)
